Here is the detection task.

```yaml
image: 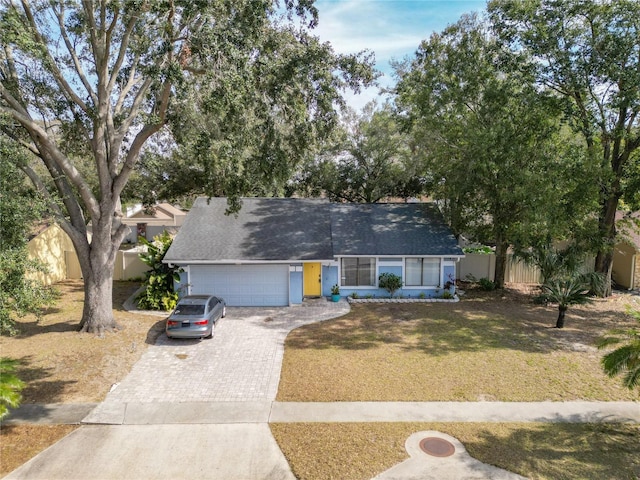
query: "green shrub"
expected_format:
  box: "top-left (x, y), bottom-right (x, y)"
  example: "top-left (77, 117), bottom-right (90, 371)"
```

top-left (136, 232), bottom-right (182, 311)
top-left (0, 358), bottom-right (24, 419)
top-left (479, 278), bottom-right (496, 291)
top-left (442, 291), bottom-right (454, 299)
top-left (462, 245), bottom-right (493, 254)
top-left (379, 273), bottom-right (403, 297)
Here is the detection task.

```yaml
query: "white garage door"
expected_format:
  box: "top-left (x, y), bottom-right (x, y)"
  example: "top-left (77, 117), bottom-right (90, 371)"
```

top-left (189, 264), bottom-right (289, 306)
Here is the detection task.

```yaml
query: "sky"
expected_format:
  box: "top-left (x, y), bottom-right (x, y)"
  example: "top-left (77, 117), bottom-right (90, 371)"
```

top-left (311, 0), bottom-right (488, 110)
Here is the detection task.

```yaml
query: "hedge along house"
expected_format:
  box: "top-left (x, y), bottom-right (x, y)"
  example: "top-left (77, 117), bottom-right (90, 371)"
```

top-left (163, 197), bottom-right (464, 306)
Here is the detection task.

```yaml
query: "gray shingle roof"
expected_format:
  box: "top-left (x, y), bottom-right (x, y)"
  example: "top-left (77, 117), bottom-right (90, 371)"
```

top-left (164, 198), bottom-right (463, 263)
top-left (331, 203), bottom-right (463, 256)
top-left (164, 197), bottom-right (333, 262)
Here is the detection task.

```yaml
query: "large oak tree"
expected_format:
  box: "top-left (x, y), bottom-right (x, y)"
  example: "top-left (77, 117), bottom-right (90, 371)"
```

top-left (395, 13), bottom-right (582, 288)
top-left (488, 0), bottom-right (640, 292)
top-left (293, 102), bottom-right (423, 203)
top-left (0, 0), bottom-right (373, 333)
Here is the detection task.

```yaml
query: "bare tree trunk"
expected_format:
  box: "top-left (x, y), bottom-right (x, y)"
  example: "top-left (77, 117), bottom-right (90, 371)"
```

top-left (494, 238), bottom-right (508, 289)
top-left (556, 305), bottom-right (567, 329)
top-left (594, 194), bottom-right (618, 297)
top-left (80, 266), bottom-right (117, 334)
top-left (63, 203), bottom-right (124, 335)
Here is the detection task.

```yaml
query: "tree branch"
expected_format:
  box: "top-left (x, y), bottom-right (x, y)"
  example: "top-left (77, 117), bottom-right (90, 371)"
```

top-left (112, 79), bottom-right (172, 197)
top-left (107, 13), bottom-right (138, 95)
top-left (19, 0), bottom-right (90, 113)
top-left (3, 102), bottom-right (100, 220)
top-left (53, 2), bottom-right (98, 105)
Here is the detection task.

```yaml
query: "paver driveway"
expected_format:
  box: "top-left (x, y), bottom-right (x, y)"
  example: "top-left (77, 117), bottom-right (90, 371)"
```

top-left (86, 301), bottom-right (350, 421)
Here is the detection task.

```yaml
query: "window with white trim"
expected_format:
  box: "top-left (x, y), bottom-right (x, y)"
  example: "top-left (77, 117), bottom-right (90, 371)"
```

top-left (341, 257), bottom-right (376, 286)
top-left (405, 258), bottom-right (440, 286)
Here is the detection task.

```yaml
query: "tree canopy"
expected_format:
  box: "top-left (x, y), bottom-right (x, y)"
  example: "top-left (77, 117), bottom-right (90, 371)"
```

top-left (488, 0), bottom-right (640, 290)
top-left (0, 138), bottom-right (55, 335)
top-left (395, 13), bottom-right (588, 287)
top-left (292, 102), bottom-right (423, 203)
top-left (0, 0), bottom-right (374, 333)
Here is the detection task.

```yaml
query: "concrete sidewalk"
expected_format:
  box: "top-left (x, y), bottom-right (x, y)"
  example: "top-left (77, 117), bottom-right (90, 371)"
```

top-left (5, 400), bottom-right (639, 425)
top-left (5, 400), bottom-right (637, 480)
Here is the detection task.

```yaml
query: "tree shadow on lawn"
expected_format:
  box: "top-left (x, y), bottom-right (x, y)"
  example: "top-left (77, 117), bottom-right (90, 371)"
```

top-left (285, 294), bottom-right (634, 357)
top-left (462, 422), bottom-right (640, 480)
top-left (14, 357), bottom-right (76, 404)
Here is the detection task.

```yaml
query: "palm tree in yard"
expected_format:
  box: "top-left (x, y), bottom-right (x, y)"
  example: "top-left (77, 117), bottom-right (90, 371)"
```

top-left (542, 278), bottom-right (592, 328)
top-left (598, 308), bottom-right (640, 391)
top-left (0, 358), bottom-right (24, 419)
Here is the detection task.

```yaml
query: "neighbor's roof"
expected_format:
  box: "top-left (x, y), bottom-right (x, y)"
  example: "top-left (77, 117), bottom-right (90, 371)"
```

top-left (127, 202), bottom-right (185, 220)
top-left (164, 197), bottom-right (463, 263)
top-left (164, 197), bottom-right (333, 262)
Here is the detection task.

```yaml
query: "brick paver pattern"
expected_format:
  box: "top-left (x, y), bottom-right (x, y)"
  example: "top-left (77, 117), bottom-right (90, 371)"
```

top-left (101, 301), bottom-right (350, 404)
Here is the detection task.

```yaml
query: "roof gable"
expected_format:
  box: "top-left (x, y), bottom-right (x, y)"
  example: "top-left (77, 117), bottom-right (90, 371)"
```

top-left (164, 198), bottom-right (463, 263)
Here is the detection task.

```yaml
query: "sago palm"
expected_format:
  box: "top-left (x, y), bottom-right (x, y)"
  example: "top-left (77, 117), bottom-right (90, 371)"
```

top-left (598, 308), bottom-right (640, 390)
top-left (541, 277), bottom-right (592, 328)
top-left (0, 357), bottom-right (25, 419)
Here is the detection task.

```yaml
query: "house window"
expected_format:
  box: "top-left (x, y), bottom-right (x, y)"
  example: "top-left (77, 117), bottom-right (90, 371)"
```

top-left (405, 258), bottom-right (440, 286)
top-left (341, 258), bottom-right (376, 286)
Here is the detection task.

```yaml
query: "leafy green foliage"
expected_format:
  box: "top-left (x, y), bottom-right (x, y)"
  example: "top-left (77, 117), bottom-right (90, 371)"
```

top-left (136, 232), bottom-right (182, 311)
top-left (293, 102), bottom-right (422, 203)
top-left (1, 0), bottom-right (374, 332)
top-left (378, 273), bottom-right (403, 298)
top-left (0, 147), bottom-right (56, 335)
top-left (462, 246), bottom-right (494, 255)
top-left (395, 13), bottom-right (577, 288)
top-left (598, 308), bottom-right (640, 391)
top-left (514, 243), bottom-right (583, 286)
top-left (541, 278), bottom-right (592, 328)
top-left (488, 0), bottom-right (640, 286)
top-left (0, 358), bottom-right (25, 419)
top-left (478, 278), bottom-right (496, 291)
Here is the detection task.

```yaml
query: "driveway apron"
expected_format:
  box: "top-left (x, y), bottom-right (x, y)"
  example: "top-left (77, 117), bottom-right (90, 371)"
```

top-left (4, 300), bottom-right (350, 480)
top-left (86, 300), bottom-right (350, 421)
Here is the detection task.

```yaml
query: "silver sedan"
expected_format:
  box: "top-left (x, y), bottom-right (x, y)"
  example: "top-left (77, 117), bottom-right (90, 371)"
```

top-left (166, 295), bottom-right (226, 339)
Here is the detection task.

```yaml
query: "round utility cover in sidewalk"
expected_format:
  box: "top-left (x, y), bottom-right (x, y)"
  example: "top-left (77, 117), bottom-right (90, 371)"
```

top-left (419, 437), bottom-right (455, 457)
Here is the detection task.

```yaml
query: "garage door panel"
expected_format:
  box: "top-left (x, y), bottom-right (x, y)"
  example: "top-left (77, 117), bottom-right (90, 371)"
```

top-left (190, 265), bottom-right (288, 306)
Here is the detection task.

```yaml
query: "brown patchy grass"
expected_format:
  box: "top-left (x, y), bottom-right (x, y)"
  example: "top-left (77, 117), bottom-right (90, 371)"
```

top-left (0, 425), bottom-right (77, 477)
top-left (278, 288), bottom-right (640, 402)
top-left (270, 422), bottom-right (640, 480)
top-left (0, 280), bottom-right (165, 403)
top-left (0, 280), bottom-right (164, 477)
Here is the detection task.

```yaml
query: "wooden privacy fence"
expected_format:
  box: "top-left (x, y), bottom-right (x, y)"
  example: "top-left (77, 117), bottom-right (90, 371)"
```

top-left (66, 248), bottom-right (148, 281)
top-left (458, 253), bottom-right (595, 284)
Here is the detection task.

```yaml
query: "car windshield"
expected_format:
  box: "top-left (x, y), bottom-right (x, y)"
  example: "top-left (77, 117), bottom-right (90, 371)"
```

top-left (174, 304), bottom-right (205, 316)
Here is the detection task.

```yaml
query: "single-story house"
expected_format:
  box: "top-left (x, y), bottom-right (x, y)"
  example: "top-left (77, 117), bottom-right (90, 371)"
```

top-left (163, 197), bottom-right (464, 306)
top-left (612, 211), bottom-right (640, 290)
